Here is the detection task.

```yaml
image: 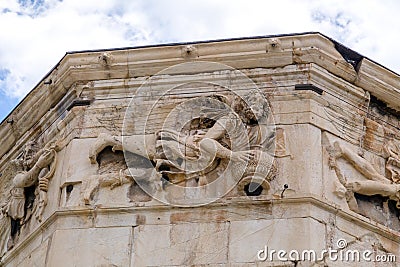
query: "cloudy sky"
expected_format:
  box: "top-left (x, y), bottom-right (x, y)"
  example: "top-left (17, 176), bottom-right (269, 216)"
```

top-left (0, 0), bottom-right (399, 121)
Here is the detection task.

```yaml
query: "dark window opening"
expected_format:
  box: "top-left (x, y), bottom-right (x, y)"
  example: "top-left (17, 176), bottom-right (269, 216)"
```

top-left (244, 182), bottom-right (263, 196)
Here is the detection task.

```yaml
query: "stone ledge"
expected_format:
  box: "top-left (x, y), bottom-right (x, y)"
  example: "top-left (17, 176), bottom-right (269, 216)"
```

top-left (2, 194), bottom-right (399, 265)
top-left (2, 33), bottom-right (398, 164)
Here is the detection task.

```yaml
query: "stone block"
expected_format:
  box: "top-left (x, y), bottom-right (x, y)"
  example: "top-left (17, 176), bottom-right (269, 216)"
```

top-left (132, 222), bottom-right (229, 266)
top-left (47, 227), bottom-right (132, 267)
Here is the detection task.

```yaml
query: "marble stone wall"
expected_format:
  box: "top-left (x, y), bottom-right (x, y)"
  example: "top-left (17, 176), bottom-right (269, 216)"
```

top-left (0, 33), bottom-right (399, 266)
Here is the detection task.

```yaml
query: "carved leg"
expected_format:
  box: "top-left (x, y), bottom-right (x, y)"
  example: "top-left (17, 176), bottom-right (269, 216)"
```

top-left (346, 180), bottom-right (400, 208)
top-left (346, 180), bottom-right (400, 197)
top-left (333, 141), bottom-right (389, 184)
top-left (82, 175), bottom-right (101, 204)
top-left (345, 191), bottom-right (360, 213)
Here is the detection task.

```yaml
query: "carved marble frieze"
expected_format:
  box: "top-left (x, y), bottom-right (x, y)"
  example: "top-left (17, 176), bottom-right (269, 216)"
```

top-left (328, 138), bottom-right (400, 218)
top-left (1, 33), bottom-right (400, 266)
top-left (87, 87), bottom-right (283, 206)
top-left (0, 139), bottom-right (61, 254)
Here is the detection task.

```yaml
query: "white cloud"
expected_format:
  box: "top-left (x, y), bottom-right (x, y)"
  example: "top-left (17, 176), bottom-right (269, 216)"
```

top-left (0, 0), bottom-right (152, 98)
top-left (0, 0), bottom-right (399, 102)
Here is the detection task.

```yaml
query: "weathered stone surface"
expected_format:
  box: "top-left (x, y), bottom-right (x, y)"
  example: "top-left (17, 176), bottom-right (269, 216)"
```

top-left (132, 222), bottom-right (229, 266)
top-left (47, 227), bottom-right (132, 267)
top-left (0, 33), bottom-right (399, 266)
top-left (229, 217), bottom-right (326, 263)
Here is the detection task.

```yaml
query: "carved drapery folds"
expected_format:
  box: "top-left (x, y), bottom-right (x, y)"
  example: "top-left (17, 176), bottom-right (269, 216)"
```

top-left (1, 140), bottom-right (59, 251)
top-left (383, 139), bottom-right (400, 184)
top-left (88, 90), bottom-right (279, 204)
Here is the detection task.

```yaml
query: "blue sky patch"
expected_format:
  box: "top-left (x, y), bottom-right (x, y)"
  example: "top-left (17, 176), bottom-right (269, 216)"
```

top-left (0, 68), bottom-right (18, 122)
top-left (1, 8), bottom-right (12, 14)
top-left (0, 91), bottom-right (18, 123)
top-left (0, 68), bottom-right (10, 81)
top-left (18, 0), bottom-right (45, 8)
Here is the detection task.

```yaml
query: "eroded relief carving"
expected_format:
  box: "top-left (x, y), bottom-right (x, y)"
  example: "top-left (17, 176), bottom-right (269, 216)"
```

top-left (383, 138), bottom-right (400, 184)
top-left (82, 168), bottom-right (134, 205)
top-left (88, 90), bottom-right (279, 203)
top-left (328, 139), bottom-right (400, 213)
top-left (0, 202), bottom-right (10, 257)
top-left (153, 92), bottom-right (276, 189)
top-left (1, 141), bottom-right (59, 250)
top-left (85, 133), bottom-right (159, 204)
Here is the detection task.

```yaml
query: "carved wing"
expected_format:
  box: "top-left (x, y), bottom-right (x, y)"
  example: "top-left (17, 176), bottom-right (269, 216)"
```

top-left (0, 160), bottom-right (23, 201)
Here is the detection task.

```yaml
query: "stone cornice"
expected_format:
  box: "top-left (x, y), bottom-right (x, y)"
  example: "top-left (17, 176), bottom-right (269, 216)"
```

top-left (1, 194), bottom-right (399, 265)
top-left (0, 32), bottom-right (399, 160)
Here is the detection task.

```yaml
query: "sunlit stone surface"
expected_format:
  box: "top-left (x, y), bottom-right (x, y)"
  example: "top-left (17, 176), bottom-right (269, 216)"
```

top-left (0, 33), bottom-right (399, 266)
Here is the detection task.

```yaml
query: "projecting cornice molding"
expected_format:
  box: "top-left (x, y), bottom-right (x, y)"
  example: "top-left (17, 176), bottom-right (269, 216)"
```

top-left (0, 32), bottom-right (399, 159)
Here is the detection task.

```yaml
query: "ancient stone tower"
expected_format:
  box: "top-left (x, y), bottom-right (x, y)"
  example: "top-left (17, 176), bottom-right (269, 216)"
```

top-left (0, 33), bottom-right (399, 266)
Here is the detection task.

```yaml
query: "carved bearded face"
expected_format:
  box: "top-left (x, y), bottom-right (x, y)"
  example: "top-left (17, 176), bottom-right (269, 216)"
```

top-left (23, 142), bottom-right (36, 169)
